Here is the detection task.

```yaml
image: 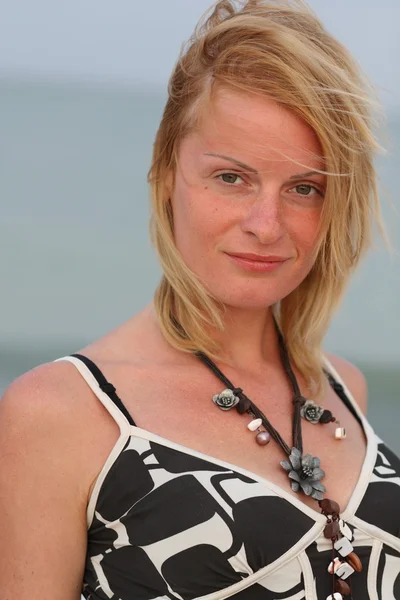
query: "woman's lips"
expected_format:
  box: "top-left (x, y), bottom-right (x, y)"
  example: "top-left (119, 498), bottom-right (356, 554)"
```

top-left (225, 252), bottom-right (289, 272)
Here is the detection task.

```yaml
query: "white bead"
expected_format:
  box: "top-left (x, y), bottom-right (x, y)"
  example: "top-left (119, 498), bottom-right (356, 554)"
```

top-left (335, 562), bottom-right (355, 580)
top-left (335, 536), bottom-right (353, 557)
top-left (326, 594), bottom-right (343, 600)
top-left (328, 557), bottom-right (342, 574)
top-left (335, 427), bottom-right (346, 439)
top-left (248, 418), bottom-right (262, 432)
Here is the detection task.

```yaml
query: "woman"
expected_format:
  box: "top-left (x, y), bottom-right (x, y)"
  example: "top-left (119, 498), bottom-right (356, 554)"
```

top-left (1, 1), bottom-right (399, 599)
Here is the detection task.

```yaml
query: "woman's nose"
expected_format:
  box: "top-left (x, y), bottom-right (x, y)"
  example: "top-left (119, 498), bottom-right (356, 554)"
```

top-left (240, 192), bottom-right (285, 245)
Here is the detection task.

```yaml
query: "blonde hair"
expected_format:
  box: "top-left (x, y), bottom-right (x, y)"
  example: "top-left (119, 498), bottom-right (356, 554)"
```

top-left (148, 0), bottom-right (383, 392)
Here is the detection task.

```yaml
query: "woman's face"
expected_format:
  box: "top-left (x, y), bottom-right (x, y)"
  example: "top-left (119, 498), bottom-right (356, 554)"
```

top-left (170, 87), bottom-right (326, 310)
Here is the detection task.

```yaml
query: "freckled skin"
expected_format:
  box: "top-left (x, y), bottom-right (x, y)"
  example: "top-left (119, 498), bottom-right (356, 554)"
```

top-left (171, 86), bottom-right (326, 310)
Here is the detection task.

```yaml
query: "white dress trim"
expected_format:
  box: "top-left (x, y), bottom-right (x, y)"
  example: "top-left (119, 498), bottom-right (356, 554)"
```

top-left (367, 539), bottom-right (382, 600)
top-left (57, 355), bottom-right (377, 532)
top-left (322, 356), bottom-right (378, 520)
top-left (55, 356), bottom-right (131, 527)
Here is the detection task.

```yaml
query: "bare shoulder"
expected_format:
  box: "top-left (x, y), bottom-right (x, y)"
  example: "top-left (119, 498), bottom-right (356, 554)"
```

top-left (3, 359), bottom-right (86, 418)
top-left (325, 352), bottom-right (368, 414)
top-left (1, 361), bottom-right (84, 446)
top-left (2, 359), bottom-right (107, 437)
top-left (1, 359), bottom-right (119, 484)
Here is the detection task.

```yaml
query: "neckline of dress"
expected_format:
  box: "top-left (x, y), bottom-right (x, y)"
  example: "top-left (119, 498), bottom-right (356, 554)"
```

top-left (128, 410), bottom-right (377, 524)
top-left (61, 353), bottom-right (377, 526)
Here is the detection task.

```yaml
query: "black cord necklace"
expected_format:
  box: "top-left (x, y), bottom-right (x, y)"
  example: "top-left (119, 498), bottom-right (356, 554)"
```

top-left (194, 319), bottom-right (362, 599)
top-left (196, 318), bottom-right (325, 497)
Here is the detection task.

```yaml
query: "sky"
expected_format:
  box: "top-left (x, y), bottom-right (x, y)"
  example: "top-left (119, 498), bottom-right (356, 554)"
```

top-left (0, 0), bottom-right (399, 109)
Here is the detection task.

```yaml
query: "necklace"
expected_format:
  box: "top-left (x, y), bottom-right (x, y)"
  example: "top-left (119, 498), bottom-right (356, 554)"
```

top-left (195, 320), bottom-right (361, 599)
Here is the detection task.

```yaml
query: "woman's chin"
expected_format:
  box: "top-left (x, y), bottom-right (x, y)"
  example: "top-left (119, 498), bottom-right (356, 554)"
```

top-left (204, 263), bottom-right (309, 310)
top-left (211, 290), bottom-right (284, 311)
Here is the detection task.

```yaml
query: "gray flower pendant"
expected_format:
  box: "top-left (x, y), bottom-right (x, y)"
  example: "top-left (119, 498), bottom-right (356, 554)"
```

top-left (212, 389), bottom-right (240, 411)
top-left (281, 447), bottom-right (326, 500)
top-left (300, 399), bottom-right (324, 424)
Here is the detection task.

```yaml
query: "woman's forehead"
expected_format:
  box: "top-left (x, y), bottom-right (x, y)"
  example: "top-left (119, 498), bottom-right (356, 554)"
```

top-left (182, 88), bottom-right (325, 172)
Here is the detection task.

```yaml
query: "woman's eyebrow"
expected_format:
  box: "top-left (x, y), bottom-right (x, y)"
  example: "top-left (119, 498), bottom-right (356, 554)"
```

top-left (203, 153), bottom-right (258, 173)
top-left (289, 171), bottom-right (324, 179)
top-left (204, 154), bottom-right (324, 180)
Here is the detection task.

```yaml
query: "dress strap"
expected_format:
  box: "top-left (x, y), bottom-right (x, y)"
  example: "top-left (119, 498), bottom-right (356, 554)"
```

top-left (323, 356), bottom-right (363, 425)
top-left (55, 353), bottom-right (136, 428)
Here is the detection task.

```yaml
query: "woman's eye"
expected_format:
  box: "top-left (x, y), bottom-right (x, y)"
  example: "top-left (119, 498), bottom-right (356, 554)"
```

top-left (217, 173), bottom-right (244, 185)
top-left (289, 184), bottom-right (321, 196)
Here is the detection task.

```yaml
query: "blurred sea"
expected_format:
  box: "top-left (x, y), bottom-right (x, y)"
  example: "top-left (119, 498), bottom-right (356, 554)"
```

top-left (1, 77), bottom-right (399, 449)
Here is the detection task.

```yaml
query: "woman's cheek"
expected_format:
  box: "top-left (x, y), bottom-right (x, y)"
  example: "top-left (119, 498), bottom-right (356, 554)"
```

top-left (287, 207), bottom-right (322, 252)
top-left (172, 188), bottom-right (214, 257)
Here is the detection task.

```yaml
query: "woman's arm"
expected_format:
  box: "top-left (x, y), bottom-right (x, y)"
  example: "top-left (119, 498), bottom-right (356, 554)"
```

top-left (0, 362), bottom-right (99, 599)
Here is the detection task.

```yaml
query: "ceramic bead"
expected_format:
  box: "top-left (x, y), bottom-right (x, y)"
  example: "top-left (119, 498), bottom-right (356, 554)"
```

top-left (334, 536), bottom-right (353, 557)
top-left (347, 551), bottom-right (363, 572)
top-left (335, 579), bottom-right (351, 596)
top-left (319, 498), bottom-right (341, 515)
top-left (335, 427), bottom-right (346, 439)
top-left (335, 562), bottom-right (355, 580)
top-left (328, 558), bottom-right (342, 575)
top-left (248, 418), bottom-right (262, 431)
top-left (324, 519), bottom-right (340, 539)
top-left (255, 431), bottom-right (271, 445)
top-left (328, 557), bottom-right (342, 574)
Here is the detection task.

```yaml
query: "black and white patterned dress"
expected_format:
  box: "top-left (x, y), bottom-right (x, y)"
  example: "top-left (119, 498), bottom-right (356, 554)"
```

top-left (57, 355), bottom-right (400, 600)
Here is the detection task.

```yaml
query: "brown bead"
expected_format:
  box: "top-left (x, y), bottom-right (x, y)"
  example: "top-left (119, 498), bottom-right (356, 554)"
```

top-left (319, 498), bottom-right (341, 515)
top-left (320, 410), bottom-right (333, 424)
top-left (347, 551), bottom-right (363, 572)
top-left (237, 396), bottom-right (251, 414)
top-left (335, 579), bottom-right (351, 596)
top-left (324, 519), bottom-right (340, 539)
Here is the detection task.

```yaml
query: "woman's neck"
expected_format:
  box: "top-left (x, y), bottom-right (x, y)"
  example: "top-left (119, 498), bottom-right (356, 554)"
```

top-left (145, 303), bottom-right (282, 376)
top-left (211, 306), bottom-right (281, 375)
